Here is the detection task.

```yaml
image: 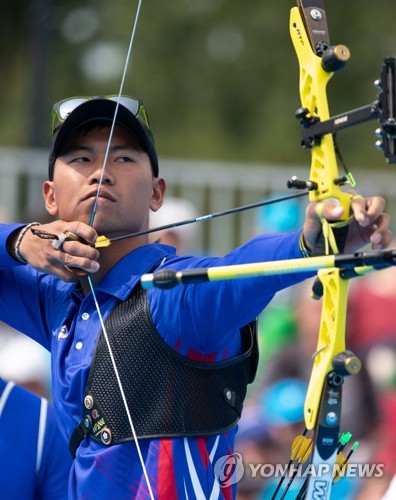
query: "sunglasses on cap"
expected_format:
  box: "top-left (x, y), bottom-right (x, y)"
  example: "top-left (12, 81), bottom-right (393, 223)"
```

top-left (50, 95), bottom-right (152, 137)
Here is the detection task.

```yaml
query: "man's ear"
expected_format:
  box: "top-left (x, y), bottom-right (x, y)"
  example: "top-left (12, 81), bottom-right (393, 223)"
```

top-left (43, 181), bottom-right (59, 216)
top-left (150, 177), bottom-right (166, 212)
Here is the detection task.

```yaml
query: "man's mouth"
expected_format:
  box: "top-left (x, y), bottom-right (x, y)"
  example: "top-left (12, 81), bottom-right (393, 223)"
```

top-left (82, 190), bottom-right (116, 202)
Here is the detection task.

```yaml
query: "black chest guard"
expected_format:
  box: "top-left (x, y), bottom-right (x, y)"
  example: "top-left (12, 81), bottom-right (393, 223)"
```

top-left (69, 286), bottom-right (258, 457)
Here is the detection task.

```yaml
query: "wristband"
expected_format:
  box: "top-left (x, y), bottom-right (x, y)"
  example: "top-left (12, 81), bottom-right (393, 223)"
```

top-left (14, 222), bottom-right (41, 264)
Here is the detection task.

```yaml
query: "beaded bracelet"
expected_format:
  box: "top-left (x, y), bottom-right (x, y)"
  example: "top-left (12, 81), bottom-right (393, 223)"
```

top-left (14, 222), bottom-right (41, 264)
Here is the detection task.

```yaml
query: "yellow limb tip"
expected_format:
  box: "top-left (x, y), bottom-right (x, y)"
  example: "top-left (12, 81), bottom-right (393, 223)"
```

top-left (95, 235), bottom-right (112, 248)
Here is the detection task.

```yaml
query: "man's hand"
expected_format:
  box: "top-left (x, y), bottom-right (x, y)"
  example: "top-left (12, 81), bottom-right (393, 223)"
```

top-left (303, 194), bottom-right (392, 254)
top-left (10, 221), bottom-right (100, 282)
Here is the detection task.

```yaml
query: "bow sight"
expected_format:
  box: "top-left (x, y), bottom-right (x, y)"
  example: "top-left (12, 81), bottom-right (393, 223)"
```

top-left (294, 57), bottom-right (396, 164)
top-left (288, 1), bottom-right (396, 196)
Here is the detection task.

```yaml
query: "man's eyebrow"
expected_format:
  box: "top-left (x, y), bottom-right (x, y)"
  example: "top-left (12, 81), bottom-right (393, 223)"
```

top-left (59, 145), bottom-right (94, 156)
top-left (109, 144), bottom-right (143, 152)
top-left (59, 143), bottom-right (142, 156)
top-left (61, 143), bottom-right (138, 154)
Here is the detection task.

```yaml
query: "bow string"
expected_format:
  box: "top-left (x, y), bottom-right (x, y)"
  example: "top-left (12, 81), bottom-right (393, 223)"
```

top-left (84, 1), bottom-right (155, 498)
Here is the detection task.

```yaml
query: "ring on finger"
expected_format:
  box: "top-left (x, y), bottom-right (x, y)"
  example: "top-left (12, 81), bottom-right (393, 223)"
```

top-left (52, 233), bottom-right (68, 250)
top-left (52, 231), bottom-right (81, 251)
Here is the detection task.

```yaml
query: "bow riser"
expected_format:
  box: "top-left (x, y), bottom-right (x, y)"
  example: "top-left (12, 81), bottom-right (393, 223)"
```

top-left (290, 6), bottom-right (352, 216)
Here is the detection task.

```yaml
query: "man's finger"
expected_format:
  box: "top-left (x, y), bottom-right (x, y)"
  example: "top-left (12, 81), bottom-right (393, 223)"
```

top-left (351, 195), bottom-right (386, 226)
top-left (370, 213), bottom-right (392, 250)
top-left (320, 203), bottom-right (344, 221)
top-left (60, 240), bottom-right (100, 260)
top-left (69, 222), bottom-right (98, 245)
top-left (51, 252), bottom-right (100, 274)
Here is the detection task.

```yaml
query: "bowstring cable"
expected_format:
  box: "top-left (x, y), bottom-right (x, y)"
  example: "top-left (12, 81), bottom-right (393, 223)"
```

top-left (89, 0), bottom-right (143, 226)
top-left (86, 1), bottom-right (155, 498)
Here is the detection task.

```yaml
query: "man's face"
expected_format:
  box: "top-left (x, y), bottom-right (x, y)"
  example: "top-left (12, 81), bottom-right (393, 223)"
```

top-left (43, 125), bottom-right (165, 238)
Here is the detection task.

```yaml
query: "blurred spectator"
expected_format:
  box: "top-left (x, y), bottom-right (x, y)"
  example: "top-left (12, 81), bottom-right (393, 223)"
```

top-left (235, 406), bottom-right (273, 499)
top-left (237, 273), bottom-right (387, 498)
top-left (0, 377), bottom-right (72, 499)
top-left (382, 474), bottom-right (396, 499)
top-left (236, 378), bottom-right (360, 499)
top-left (256, 378), bottom-right (311, 499)
top-left (0, 208), bottom-right (69, 497)
top-left (149, 196), bottom-right (200, 254)
top-left (0, 207), bottom-right (52, 400)
top-left (237, 203), bottom-right (395, 499)
top-left (261, 278), bottom-right (381, 442)
top-left (253, 196), bottom-right (304, 370)
top-left (346, 262), bottom-right (396, 498)
top-left (0, 328), bottom-right (51, 399)
top-left (254, 196), bottom-right (304, 235)
top-left (347, 266), bottom-right (396, 356)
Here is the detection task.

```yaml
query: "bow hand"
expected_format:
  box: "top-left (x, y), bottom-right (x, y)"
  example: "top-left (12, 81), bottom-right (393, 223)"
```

top-left (302, 194), bottom-right (392, 255)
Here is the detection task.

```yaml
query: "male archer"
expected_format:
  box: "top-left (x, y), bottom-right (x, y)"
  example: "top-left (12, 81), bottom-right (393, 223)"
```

top-left (0, 96), bottom-right (391, 499)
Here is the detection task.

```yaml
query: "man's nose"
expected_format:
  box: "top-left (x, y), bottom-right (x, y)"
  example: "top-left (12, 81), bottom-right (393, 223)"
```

top-left (88, 162), bottom-right (114, 184)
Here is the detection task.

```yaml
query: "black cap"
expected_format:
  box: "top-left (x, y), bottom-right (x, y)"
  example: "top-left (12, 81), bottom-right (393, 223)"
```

top-left (48, 97), bottom-right (159, 180)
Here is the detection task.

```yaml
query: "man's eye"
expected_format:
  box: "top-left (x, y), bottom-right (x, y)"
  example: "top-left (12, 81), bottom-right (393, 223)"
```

top-left (71, 156), bottom-right (90, 163)
top-left (116, 156), bottom-right (134, 162)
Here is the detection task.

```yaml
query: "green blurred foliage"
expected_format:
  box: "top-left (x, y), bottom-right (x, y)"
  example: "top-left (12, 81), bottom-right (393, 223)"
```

top-left (1, 0), bottom-right (395, 169)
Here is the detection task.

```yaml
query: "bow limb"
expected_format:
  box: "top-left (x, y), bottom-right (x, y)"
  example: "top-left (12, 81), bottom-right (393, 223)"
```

top-left (290, 4), bottom-right (352, 215)
top-left (303, 268), bottom-right (349, 426)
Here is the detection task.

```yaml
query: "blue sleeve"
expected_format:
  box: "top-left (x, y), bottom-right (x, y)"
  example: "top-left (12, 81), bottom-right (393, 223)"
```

top-left (37, 403), bottom-right (72, 500)
top-left (0, 223), bottom-right (25, 268)
top-left (150, 230), bottom-right (314, 355)
top-left (0, 224), bottom-right (55, 350)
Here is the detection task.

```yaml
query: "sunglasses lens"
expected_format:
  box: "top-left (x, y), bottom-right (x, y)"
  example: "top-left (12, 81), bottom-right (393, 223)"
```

top-left (107, 96), bottom-right (139, 116)
top-left (58, 98), bottom-right (90, 120)
top-left (52, 96), bottom-right (151, 137)
top-left (107, 96), bottom-right (151, 131)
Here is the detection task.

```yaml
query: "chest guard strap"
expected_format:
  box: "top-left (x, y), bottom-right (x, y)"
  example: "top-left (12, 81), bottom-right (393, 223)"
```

top-left (69, 286), bottom-right (258, 457)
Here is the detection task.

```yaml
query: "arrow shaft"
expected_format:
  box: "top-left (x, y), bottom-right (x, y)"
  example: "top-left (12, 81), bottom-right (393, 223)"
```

top-left (97, 191), bottom-right (309, 246)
